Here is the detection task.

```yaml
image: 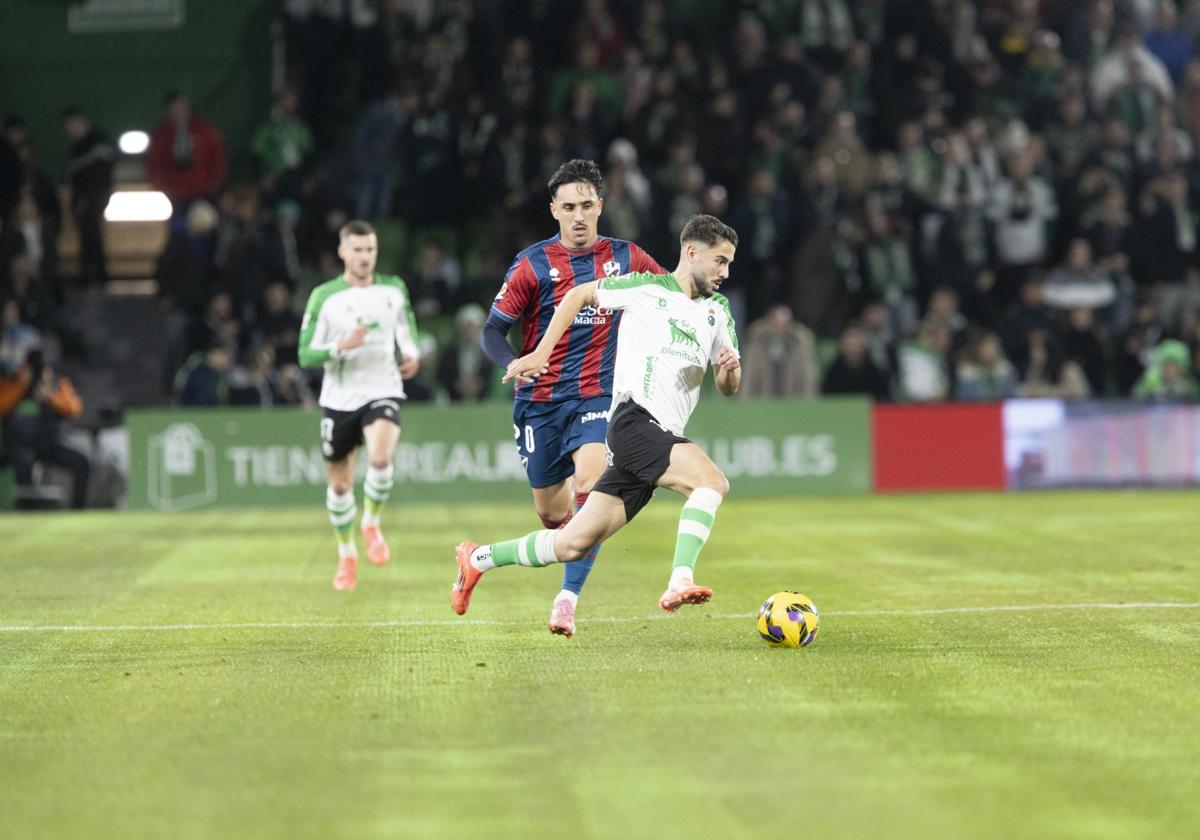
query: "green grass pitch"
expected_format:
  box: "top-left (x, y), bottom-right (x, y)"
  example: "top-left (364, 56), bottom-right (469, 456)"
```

top-left (1, 492), bottom-right (1198, 839)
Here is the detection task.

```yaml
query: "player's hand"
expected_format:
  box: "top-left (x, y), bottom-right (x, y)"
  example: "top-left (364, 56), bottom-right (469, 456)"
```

top-left (399, 356), bottom-right (420, 379)
top-left (337, 325), bottom-right (368, 352)
top-left (715, 346), bottom-right (741, 373)
top-left (503, 352), bottom-right (550, 384)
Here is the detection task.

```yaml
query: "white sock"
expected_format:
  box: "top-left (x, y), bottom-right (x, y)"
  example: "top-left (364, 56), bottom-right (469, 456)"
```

top-left (555, 590), bottom-right (579, 606)
top-left (470, 544), bottom-right (496, 572)
top-left (669, 565), bottom-right (694, 590)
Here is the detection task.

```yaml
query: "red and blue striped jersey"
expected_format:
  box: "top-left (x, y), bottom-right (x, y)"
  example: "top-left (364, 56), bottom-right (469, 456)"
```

top-left (490, 234), bottom-right (665, 402)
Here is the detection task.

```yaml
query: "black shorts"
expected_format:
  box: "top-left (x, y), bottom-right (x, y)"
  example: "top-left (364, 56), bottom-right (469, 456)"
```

top-left (593, 399), bottom-right (690, 522)
top-left (320, 397), bottom-right (402, 462)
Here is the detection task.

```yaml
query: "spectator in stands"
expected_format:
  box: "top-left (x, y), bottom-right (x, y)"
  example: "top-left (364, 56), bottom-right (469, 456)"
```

top-left (147, 90), bottom-right (228, 212)
top-left (740, 304), bottom-right (820, 399)
top-left (1144, 0), bottom-right (1193, 84)
top-left (61, 107), bottom-right (114, 286)
top-left (998, 276), bottom-right (1060, 363)
top-left (1062, 306), bottom-right (1110, 394)
top-left (250, 87), bottom-right (313, 200)
top-left (228, 345), bottom-right (275, 408)
top-left (351, 88), bottom-right (411, 221)
top-left (1017, 330), bottom-right (1091, 398)
top-left (177, 339), bottom-right (230, 408)
top-left (253, 281), bottom-right (300, 368)
top-left (956, 330), bottom-right (1019, 400)
top-left (0, 348), bottom-right (89, 508)
top-left (822, 321), bottom-right (891, 400)
top-left (437, 304), bottom-right (490, 402)
top-left (898, 320), bottom-right (950, 402)
top-left (1043, 238), bottom-right (1119, 315)
top-left (6, 118), bottom-right (62, 290)
top-left (1133, 338), bottom-right (1200, 399)
top-left (1140, 168), bottom-right (1199, 325)
top-left (988, 147), bottom-right (1058, 307)
top-left (156, 199), bottom-right (219, 395)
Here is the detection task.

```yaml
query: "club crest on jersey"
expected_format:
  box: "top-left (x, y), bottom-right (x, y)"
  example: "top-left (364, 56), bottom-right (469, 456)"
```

top-left (708, 308), bottom-right (716, 326)
top-left (603, 260), bottom-right (621, 277)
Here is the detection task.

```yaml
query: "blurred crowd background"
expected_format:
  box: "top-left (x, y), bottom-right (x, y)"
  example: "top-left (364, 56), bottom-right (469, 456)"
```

top-left (4, 0), bottom-right (1200, 505)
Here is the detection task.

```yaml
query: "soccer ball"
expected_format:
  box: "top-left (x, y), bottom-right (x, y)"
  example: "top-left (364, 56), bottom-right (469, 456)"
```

top-left (757, 591), bottom-right (819, 648)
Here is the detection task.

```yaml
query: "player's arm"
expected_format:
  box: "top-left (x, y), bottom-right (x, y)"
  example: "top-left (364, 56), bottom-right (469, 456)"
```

top-left (483, 257), bottom-right (537, 370)
top-left (714, 347), bottom-right (741, 396)
top-left (298, 290), bottom-right (365, 368)
top-left (711, 293), bottom-right (741, 397)
top-left (503, 281), bottom-right (598, 383)
top-left (393, 280), bottom-right (421, 378)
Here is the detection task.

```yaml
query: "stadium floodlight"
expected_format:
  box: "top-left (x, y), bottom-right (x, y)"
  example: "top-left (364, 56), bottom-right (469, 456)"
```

top-left (118, 130), bottom-right (150, 155)
top-left (104, 189), bottom-right (172, 222)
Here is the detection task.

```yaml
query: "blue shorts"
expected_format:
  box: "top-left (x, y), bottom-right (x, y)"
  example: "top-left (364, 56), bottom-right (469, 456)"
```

top-left (513, 395), bottom-right (611, 489)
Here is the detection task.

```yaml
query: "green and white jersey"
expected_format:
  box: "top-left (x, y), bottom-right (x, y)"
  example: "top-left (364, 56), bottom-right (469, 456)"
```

top-left (298, 274), bottom-right (419, 411)
top-left (595, 271), bottom-right (739, 435)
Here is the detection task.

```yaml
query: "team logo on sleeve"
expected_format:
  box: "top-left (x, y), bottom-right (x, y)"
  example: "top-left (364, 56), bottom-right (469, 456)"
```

top-left (603, 260), bottom-right (620, 277)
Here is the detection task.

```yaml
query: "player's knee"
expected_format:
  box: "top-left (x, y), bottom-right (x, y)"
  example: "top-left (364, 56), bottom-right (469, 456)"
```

top-left (557, 534), bottom-right (591, 563)
top-left (703, 470), bottom-right (730, 498)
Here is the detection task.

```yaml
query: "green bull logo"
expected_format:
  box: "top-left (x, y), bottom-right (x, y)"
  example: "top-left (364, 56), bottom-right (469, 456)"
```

top-left (668, 318), bottom-right (701, 351)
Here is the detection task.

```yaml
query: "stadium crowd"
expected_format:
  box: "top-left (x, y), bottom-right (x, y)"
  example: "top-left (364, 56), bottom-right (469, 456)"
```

top-left (4, 0), bottom-right (1200, 414)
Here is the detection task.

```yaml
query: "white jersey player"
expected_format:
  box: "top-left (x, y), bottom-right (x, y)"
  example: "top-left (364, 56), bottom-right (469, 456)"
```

top-left (299, 220), bottom-right (420, 590)
top-left (451, 214), bottom-right (742, 618)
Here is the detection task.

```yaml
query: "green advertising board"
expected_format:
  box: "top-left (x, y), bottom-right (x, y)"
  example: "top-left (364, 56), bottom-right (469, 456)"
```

top-left (125, 398), bottom-right (870, 511)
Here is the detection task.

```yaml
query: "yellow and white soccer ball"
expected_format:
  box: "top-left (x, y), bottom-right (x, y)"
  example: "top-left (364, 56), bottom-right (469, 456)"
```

top-left (757, 591), bottom-right (819, 648)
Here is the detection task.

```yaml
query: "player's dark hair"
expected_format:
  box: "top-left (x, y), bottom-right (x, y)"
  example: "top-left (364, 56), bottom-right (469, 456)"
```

top-left (339, 220), bottom-right (377, 240)
top-left (680, 214), bottom-right (738, 248)
top-left (548, 159), bottom-right (604, 199)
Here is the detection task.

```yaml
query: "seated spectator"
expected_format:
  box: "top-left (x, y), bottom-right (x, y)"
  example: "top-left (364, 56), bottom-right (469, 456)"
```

top-left (740, 304), bottom-right (820, 398)
top-left (228, 346), bottom-right (276, 408)
top-left (822, 322), bottom-right (890, 400)
top-left (253, 281), bottom-right (301, 367)
top-left (1062, 307), bottom-right (1109, 393)
top-left (177, 340), bottom-right (231, 407)
top-left (1043, 238), bottom-right (1117, 311)
top-left (1017, 330), bottom-right (1090, 398)
top-left (897, 320), bottom-right (950, 402)
top-left (0, 349), bottom-right (89, 508)
top-left (998, 276), bottom-right (1060, 362)
top-left (437, 304), bottom-right (490, 402)
top-left (1132, 338), bottom-right (1200, 400)
top-left (955, 330), bottom-right (1018, 400)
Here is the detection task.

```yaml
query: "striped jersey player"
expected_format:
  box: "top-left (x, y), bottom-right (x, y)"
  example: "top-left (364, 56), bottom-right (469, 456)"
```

top-left (479, 159), bottom-right (664, 637)
top-left (454, 214), bottom-right (742, 620)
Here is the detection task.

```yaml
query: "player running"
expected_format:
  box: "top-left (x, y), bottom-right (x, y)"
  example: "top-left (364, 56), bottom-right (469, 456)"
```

top-left (453, 214), bottom-right (741, 618)
top-left (480, 159), bottom-right (665, 636)
top-left (299, 220), bottom-right (420, 590)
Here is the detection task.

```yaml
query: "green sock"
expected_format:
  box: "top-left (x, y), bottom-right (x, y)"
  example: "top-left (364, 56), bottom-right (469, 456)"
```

top-left (672, 488), bottom-right (724, 573)
top-left (473, 530), bottom-right (559, 571)
top-left (326, 488), bottom-right (357, 556)
top-left (362, 465), bottom-right (394, 526)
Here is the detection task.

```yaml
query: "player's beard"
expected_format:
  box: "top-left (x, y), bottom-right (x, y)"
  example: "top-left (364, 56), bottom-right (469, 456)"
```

top-left (691, 269), bottom-right (717, 298)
